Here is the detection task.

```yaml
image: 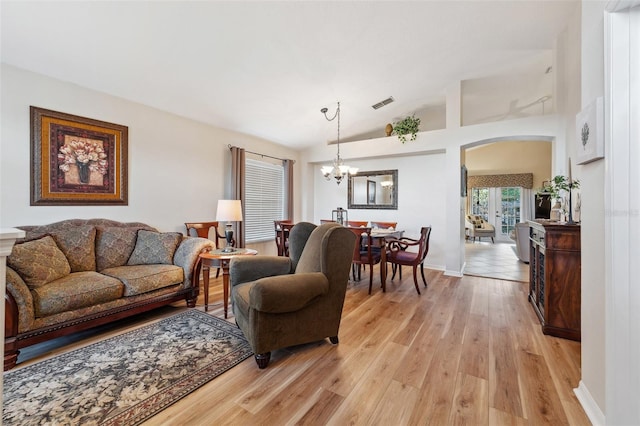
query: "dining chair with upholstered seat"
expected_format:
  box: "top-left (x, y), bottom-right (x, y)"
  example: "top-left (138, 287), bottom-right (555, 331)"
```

top-left (348, 227), bottom-right (382, 294)
top-left (274, 220), bottom-right (294, 256)
top-left (185, 221), bottom-right (228, 278)
top-left (370, 221), bottom-right (397, 230)
top-left (347, 220), bottom-right (369, 228)
top-left (386, 226), bottom-right (432, 295)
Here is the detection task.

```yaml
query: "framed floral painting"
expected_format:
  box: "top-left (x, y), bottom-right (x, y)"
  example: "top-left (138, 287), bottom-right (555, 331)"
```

top-left (30, 107), bottom-right (128, 205)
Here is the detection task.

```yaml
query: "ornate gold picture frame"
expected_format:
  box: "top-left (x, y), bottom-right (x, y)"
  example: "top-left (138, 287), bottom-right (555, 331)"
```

top-left (30, 107), bottom-right (128, 205)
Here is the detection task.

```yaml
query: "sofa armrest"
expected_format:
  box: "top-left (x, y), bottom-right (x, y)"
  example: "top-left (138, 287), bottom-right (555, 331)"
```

top-left (230, 256), bottom-right (293, 288)
top-left (5, 267), bottom-right (35, 334)
top-left (173, 237), bottom-right (215, 287)
top-left (249, 272), bottom-right (329, 313)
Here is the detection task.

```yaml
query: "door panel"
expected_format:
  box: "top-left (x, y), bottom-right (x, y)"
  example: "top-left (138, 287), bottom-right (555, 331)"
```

top-left (470, 187), bottom-right (520, 242)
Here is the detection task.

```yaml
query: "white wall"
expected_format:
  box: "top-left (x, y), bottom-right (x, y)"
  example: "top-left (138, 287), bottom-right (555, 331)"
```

top-left (577, 0), bottom-right (608, 419)
top-left (465, 140), bottom-right (552, 189)
top-left (312, 155), bottom-right (447, 271)
top-left (0, 64), bottom-right (299, 256)
top-left (301, 113), bottom-right (562, 276)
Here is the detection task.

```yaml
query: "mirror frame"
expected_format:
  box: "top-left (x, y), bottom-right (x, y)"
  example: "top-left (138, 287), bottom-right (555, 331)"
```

top-left (347, 169), bottom-right (398, 210)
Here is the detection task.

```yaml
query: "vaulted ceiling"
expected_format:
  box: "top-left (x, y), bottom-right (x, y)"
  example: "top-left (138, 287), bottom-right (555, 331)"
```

top-left (1, 1), bottom-right (579, 149)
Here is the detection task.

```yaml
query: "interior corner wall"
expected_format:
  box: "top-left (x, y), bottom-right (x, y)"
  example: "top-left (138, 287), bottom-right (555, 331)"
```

top-left (0, 64), bottom-right (299, 246)
top-left (578, 0), bottom-right (608, 417)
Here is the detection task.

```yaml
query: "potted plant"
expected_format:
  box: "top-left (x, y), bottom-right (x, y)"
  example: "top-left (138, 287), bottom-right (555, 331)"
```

top-left (392, 115), bottom-right (421, 143)
top-left (538, 175), bottom-right (580, 221)
top-left (538, 175), bottom-right (580, 200)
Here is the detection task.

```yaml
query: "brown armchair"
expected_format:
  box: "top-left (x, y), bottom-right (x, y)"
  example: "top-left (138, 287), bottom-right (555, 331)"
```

top-left (229, 222), bottom-right (356, 368)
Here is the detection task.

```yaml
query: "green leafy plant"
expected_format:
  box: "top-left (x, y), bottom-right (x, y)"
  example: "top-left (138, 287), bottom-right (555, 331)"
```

top-left (538, 175), bottom-right (580, 199)
top-left (392, 115), bottom-right (421, 143)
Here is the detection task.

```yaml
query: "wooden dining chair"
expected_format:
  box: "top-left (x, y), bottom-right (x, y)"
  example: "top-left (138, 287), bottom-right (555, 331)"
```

top-left (347, 220), bottom-right (369, 228)
top-left (274, 220), bottom-right (294, 256)
top-left (370, 221), bottom-right (397, 230)
top-left (386, 227), bottom-right (432, 295)
top-left (348, 227), bottom-right (382, 294)
top-left (185, 222), bottom-right (227, 278)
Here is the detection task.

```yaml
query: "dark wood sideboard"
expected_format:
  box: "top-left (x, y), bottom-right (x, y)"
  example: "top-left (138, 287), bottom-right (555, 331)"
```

top-left (528, 220), bottom-right (581, 341)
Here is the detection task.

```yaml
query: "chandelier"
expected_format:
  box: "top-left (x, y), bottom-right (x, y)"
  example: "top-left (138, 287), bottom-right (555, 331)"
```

top-left (320, 101), bottom-right (358, 184)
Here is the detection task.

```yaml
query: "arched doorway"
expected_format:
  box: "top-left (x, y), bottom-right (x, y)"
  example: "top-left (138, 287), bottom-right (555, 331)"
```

top-left (462, 137), bottom-right (553, 281)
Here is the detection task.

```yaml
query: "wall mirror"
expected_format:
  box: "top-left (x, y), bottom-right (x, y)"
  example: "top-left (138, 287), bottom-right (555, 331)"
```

top-left (348, 169), bottom-right (398, 210)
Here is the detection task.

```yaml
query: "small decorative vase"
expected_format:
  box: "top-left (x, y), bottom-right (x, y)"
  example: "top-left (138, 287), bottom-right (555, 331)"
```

top-left (77, 162), bottom-right (90, 183)
top-left (385, 123), bottom-right (393, 137)
top-left (550, 201), bottom-right (562, 221)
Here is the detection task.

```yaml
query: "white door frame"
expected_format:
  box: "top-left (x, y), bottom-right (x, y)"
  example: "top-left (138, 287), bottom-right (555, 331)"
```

top-left (601, 4), bottom-right (639, 425)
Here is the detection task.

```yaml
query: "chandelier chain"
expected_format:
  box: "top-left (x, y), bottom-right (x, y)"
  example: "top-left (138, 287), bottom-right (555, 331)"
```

top-left (320, 101), bottom-right (356, 184)
top-left (336, 102), bottom-right (340, 157)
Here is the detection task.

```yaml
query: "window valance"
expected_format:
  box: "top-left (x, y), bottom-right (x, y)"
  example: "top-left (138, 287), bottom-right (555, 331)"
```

top-left (467, 173), bottom-right (533, 189)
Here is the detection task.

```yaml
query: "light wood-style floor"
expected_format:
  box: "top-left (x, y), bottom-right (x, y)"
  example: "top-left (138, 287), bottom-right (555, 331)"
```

top-left (16, 267), bottom-right (590, 425)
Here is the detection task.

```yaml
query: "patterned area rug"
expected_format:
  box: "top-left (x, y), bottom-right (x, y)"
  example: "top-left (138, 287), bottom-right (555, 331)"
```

top-left (3, 309), bottom-right (253, 425)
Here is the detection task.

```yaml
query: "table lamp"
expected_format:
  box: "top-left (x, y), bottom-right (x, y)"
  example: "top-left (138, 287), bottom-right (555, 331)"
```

top-left (216, 199), bottom-right (243, 252)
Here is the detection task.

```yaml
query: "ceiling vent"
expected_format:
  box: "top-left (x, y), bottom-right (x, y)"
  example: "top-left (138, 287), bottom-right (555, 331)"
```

top-left (371, 96), bottom-right (394, 110)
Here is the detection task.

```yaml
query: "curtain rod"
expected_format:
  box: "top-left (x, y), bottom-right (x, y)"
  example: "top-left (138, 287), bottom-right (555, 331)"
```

top-left (228, 144), bottom-right (291, 162)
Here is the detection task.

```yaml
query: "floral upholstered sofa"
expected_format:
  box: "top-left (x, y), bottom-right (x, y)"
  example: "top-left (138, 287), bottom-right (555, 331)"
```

top-left (4, 219), bottom-right (214, 370)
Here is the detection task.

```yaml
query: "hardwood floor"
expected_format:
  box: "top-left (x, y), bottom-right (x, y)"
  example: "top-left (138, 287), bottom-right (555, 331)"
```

top-left (15, 267), bottom-right (590, 425)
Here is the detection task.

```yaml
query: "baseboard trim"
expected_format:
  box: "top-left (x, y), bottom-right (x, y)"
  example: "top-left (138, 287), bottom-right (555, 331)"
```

top-left (574, 380), bottom-right (605, 425)
top-left (424, 263), bottom-right (445, 272)
top-left (444, 269), bottom-right (463, 277)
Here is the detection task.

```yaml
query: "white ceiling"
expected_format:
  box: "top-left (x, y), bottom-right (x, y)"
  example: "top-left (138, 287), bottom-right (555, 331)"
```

top-left (1, 1), bottom-right (578, 150)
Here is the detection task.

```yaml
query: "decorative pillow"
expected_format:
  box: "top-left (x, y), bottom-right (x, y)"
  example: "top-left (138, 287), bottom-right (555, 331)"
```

top-left (95, 226), bottom-right (142, 271)
top-left (7, 236), bottom-right (71, 289)
top-left (22, 225), bottom-right (97, 272)
top-left (127, 230), bottom-right (183, 266)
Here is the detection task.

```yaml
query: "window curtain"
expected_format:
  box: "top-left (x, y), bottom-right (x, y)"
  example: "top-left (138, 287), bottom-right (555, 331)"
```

top-left (284, 159), bottom-right (294, 220)
top-left (467, 173), bottom-right (533, 189)
top-left (466, 173), bottom-right (534, 221)
top-left (521, 188), bottom-right (534, 222)
top-left (231, 146), bottom-right (246, 248)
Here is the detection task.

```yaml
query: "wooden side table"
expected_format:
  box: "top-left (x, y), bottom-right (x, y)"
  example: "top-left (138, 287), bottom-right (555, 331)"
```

top-left (197, 248), bottom-right (257, 318)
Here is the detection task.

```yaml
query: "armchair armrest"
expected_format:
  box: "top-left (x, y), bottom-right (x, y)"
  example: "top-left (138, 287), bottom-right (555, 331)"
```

top-left (230, 256), bottom-right (293, 287)
top-left (249, 272), bottom-right (329, 313)
top-left (6, 267), bottom-right (35, 334)
top-left (173, 237), bottom-right (215, 287)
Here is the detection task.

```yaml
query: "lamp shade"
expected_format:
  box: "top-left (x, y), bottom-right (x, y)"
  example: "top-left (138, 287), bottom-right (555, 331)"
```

top-left (216, 199), bottom-right (243, 222)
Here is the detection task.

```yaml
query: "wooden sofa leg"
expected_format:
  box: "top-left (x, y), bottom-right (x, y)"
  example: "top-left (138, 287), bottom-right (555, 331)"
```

top-left (255, 352), bottom-right (271, 369)
top-left (329, 336), bottom-right (339, 344)
top-left (4, 348), bottom-right (19, 371)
